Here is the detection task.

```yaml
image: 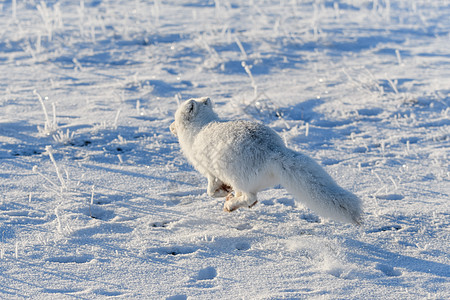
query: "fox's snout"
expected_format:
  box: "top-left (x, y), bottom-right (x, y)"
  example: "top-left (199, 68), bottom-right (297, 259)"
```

top-left (170, 122), bottom-right (177, 136)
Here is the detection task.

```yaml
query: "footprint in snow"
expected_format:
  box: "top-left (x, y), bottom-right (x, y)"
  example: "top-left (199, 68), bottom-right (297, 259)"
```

top-left (357, 108), bottom-right (383, 117)
top-left (235, 241), bottom-right (251, 251)
top-left (367, 225), bottom-right (402, 234)
top-left (150, 221), bottom-right (172, 228)
top-left (197, 266), bottom-right (217, 280)
top-left (11, 148), bottom-right (43, 157)
top-left (46, 254), bottom-right (94, 264)
top-left (375, 263), bottom-right (402, 277)
top-left (88, 206), bottom-right (115, 221)
top-left (93, 289), bottom-right (123, 297)
top-left (235, 223), bottom-right (253, 231)
top-left (157, 246), bottom-right (197, 256)
top-left (43, 288), bottom-right (83, 294)
top-left (166, 295), bottom-right (187, 300)
top-left (375, 194), bottom-right (404, 200)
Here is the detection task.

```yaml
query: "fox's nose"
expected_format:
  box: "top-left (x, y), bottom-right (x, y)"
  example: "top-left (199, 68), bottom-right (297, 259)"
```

top-left (170, 122), bottom-right (177, 136)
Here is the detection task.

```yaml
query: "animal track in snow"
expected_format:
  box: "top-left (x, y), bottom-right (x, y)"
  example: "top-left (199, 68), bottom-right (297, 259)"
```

top-left (197, 266), bottom-right (217, 280)
top-left (150, 220), bottom-right (173, 228)
top-left (93, 289), bottom-right (124, 297)
top-left (375, 194), bottom-right (404, 200)
top-left (375, 263), bottom-right (402, 277)
top-left (357, 108), bottom-right (383, 117)
top-left (71, 223), bottom-right (133, 238)
top-left (235, 223), bottom-right (253, 230)
top-left (11, 148), bottom-right (43, 157)
top-left (158, 246), bottom-right (197, 256)
top-left (46, 254), bottom-right (94, 264)
top-left (88, 206), bottom-right (115, 221)
top-left (166, 295), bottom-right (187, 300)
top-left (367, 225), bottom-right (402, 234)
top-left (43, 288), bottom-right (84, 294)
top-left (321, 158), bottom-right (341, 166)
top-left (235, 241), bottom-right (251, 251)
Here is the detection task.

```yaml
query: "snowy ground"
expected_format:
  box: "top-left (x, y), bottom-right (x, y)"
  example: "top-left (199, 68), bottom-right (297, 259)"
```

top-left (0, 0), bottom-right (449, 299)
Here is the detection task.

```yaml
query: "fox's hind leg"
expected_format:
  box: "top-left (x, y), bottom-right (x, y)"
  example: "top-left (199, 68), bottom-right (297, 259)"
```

top-left (207, 175), bottom-right (232, 198)
top-left (223, 191), bottom-right (258, 212)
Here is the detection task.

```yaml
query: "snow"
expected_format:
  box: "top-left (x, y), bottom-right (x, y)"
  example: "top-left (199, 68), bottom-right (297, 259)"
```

top-left (0, 0), bottom-right (449, 299)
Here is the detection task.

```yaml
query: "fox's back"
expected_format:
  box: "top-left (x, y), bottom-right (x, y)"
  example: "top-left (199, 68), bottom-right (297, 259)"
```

top-left (190, 120), bottom-right (285, 175)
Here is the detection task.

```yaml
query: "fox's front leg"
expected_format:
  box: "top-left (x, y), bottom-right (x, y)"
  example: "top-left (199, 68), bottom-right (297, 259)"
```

top-left (206, 175), bottom-right (232, 198)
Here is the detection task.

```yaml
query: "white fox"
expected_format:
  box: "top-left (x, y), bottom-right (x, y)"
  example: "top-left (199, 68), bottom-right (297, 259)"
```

top-left (170, 97), bottom-right (362, 224)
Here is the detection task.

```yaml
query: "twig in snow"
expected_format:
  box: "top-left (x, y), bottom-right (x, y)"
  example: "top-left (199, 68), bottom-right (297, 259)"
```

top-left (55, 206), bottom-right (63, 234)
top-left (242, 61), bottom-right (257, 97)
top-left (113, 109), bottom-right (122, 129)
top-left (34, 90), bottom-right (58, 135)
top-left (33, 165), bottom-right (60, 190)
top-left (89, 185), bottom-right (95, 218)
top-left (45, 146), bottom-right (67, 192)
top-left (385, 75), bottom-right (399, 94)
top-left (395, 49), bottom-right (402, 65)
top-left (234, 36), bottom-right (248, 60)
top-left (53, 129), bottom-right (75, 145)
top-left (389, 176), bottom-right (399, 190)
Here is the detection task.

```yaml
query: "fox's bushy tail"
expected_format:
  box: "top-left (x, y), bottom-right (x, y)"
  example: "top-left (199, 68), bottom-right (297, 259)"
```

top-left (278, 150), bottom-right (362, 225)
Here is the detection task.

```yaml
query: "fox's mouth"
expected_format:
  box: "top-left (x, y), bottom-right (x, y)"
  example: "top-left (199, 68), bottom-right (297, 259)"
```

top-left (170, 122), bottom-right (177, 136)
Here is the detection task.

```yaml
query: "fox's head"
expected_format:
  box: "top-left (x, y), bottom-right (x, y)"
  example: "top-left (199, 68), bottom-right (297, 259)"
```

top-left (170, 97), bottom-right (217, 136)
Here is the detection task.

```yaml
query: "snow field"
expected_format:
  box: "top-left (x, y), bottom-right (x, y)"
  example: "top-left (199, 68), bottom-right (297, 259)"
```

top-left (0, 0), bottom-right (449, 299)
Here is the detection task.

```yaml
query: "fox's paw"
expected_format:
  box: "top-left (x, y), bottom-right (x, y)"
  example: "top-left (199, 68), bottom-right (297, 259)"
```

top-left (225, 193), bottom-right (234, 201)
top-left (223, 194), bottom-right (239, 212)
top-left (223, 195), bottom-right (257, 212)
top-left (223, 200), bottom-right (239, 212)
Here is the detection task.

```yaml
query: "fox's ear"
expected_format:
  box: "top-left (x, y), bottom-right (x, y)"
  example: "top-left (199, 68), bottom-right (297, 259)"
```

top-left (185, 99), bottom-right (198, 119)
top-left (201, 97), bottom-right (212, 107)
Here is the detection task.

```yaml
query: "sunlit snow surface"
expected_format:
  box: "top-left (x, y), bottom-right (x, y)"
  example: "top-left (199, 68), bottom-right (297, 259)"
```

top-left (0, 1), bottom-right (449, 299)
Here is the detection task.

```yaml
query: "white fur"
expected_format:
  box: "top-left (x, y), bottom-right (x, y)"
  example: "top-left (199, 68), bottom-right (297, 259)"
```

top-left (171, 97), bottom-right (363, 224)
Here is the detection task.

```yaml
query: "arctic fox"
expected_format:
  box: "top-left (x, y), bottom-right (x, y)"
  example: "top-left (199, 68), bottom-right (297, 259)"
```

top-left (170, 97), bottom-right (362, 224)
